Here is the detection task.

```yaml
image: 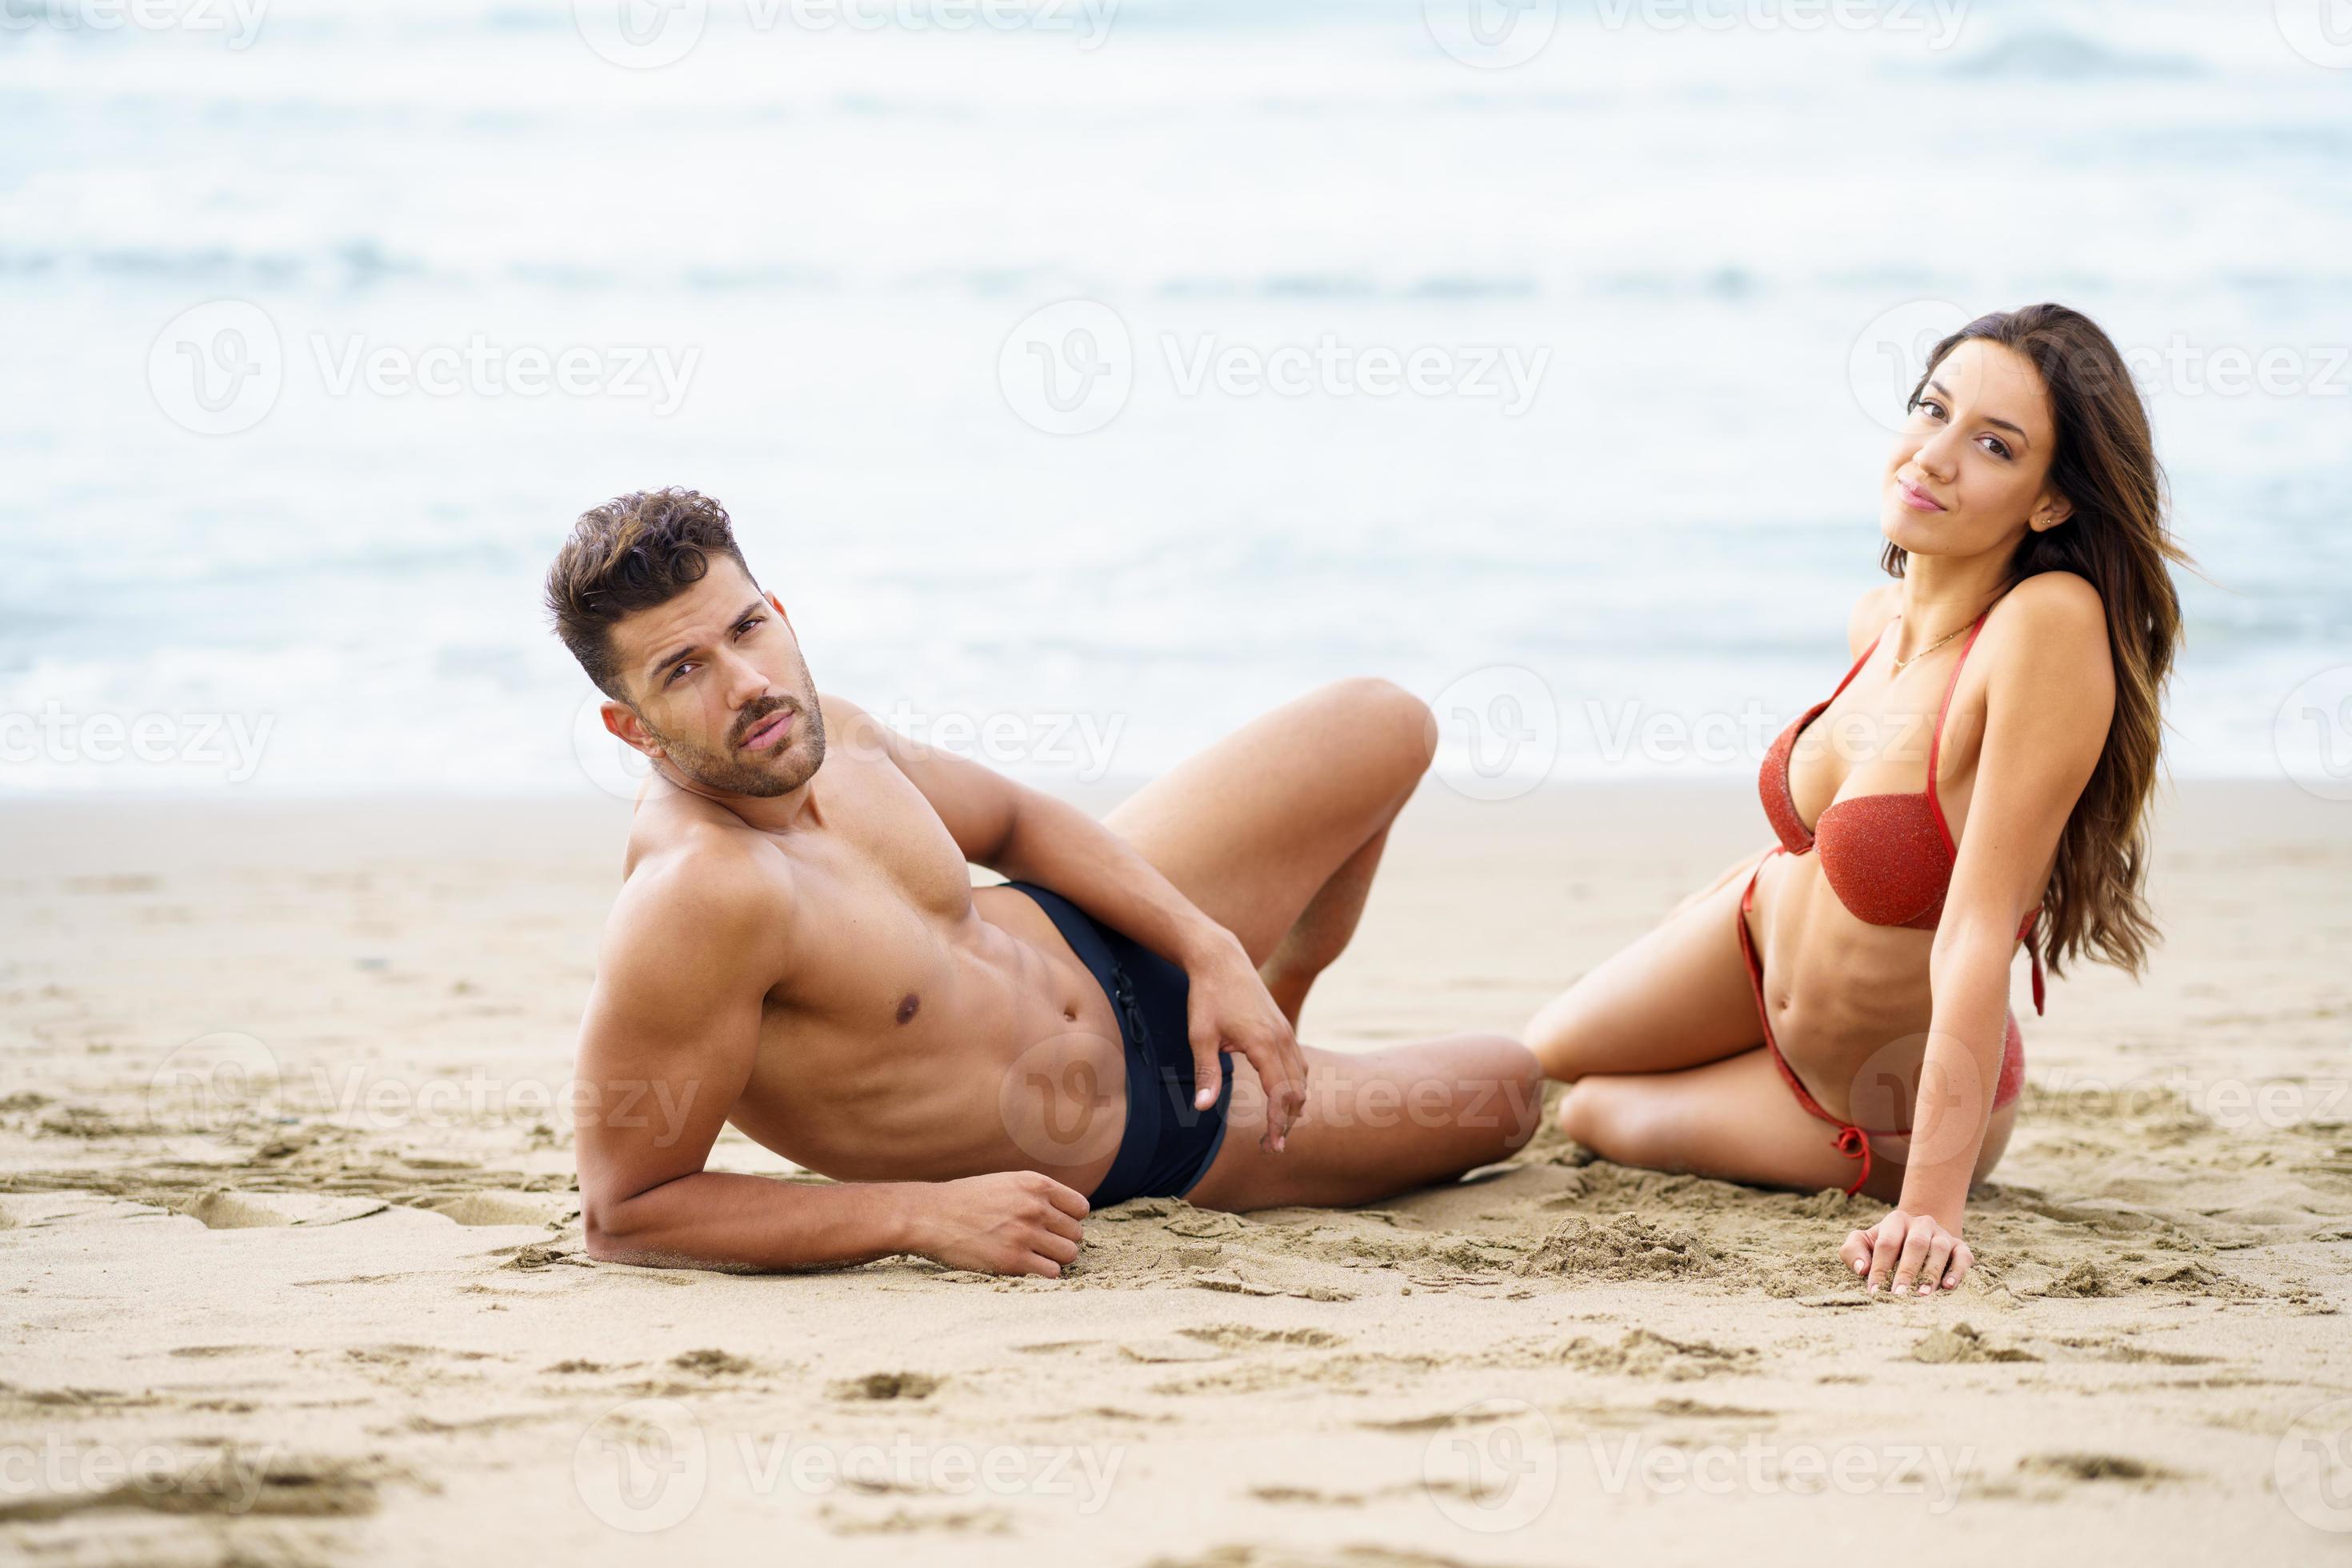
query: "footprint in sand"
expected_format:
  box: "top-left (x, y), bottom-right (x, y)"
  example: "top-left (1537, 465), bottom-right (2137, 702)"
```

top-left (1177, 1324), bottom-right (1348, 1351)
top-left (174, 1190), bottom-right (390, 1229)
top-left (821, 1502), bottom-right (1012, 1535)
top-left (427, 1190), bottom-right (572, 1227)
top-left (830, 1371), bottom-right (943, 1402)
top-left (1119, 1338), bottom-right (1228, 1365)
top-left (2020, 1452), bottom-right (2190, 1486)
top-left (2030, 1257), bottom-right (2262, 1301)
top-left (1146, 1545), bottom-right (1493, 1568)
top-left (0, 1453), bottom-right (392, 1524)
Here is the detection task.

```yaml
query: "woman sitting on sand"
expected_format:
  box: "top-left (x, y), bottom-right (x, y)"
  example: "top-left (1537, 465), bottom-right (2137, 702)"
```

top-left (1525, 303), bottom-right (2186, 1296)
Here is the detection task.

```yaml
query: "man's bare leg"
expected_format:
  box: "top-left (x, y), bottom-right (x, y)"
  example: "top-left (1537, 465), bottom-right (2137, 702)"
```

top-left (1102, 677), bottom-right (1433, 1026)
top-left (1257, 823), bottom-right (1393, 1025)
top-left (1183, 1036), bottom-right (1541, 1211)
top-left (1101, 678), bottom-right (1540, 1207)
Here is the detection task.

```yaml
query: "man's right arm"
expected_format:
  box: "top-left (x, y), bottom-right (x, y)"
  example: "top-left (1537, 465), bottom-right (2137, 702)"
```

top-left (572, 845), bottom-right (1087, 1275)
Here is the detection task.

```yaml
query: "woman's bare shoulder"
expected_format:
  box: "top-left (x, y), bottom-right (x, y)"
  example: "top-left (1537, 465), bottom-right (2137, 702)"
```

top-left (1845, 582), bottom-right (1901, 658)
top-left (1988, 570), bottom-right (2114, 711)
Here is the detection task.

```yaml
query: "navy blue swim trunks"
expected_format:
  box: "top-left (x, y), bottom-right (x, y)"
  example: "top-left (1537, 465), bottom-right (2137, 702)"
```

top-left (998, 880), bottom-right (1236, 1208)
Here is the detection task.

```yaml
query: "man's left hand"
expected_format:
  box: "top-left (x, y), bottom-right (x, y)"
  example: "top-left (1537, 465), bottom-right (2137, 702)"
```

top-left (1181, 931), bottom-right (1309, 1152)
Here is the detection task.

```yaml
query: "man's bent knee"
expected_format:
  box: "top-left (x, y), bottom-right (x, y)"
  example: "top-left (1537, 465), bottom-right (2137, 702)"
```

top-left (1322, 676), bottom-right (1438, 777)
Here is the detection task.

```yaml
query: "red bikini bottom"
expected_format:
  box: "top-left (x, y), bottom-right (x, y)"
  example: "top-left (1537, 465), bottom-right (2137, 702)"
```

top-left (1737, 850), bottom-right (2026, 1197)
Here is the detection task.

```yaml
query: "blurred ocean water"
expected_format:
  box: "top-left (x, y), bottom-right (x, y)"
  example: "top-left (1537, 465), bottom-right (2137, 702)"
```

top-left (0, 0), bottom-right (2346, 795)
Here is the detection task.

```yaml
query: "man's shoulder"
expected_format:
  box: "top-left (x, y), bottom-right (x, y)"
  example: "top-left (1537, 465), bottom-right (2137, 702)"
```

top-left (815, 691), bottom-right (897, 763)
top-left (611, 806), bottom-right (792, 958)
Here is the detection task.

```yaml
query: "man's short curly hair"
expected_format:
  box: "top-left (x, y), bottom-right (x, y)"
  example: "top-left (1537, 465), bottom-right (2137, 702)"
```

top-left (546, 488), bottom-right (754, 698)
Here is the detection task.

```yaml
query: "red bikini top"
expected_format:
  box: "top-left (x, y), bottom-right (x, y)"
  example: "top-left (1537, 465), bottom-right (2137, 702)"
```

top-left (1759, 611), bottom-right (2046, 1010)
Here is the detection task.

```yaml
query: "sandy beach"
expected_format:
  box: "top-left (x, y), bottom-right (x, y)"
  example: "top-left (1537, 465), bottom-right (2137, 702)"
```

top-left (4, 778), bottom-right (2350, 1565)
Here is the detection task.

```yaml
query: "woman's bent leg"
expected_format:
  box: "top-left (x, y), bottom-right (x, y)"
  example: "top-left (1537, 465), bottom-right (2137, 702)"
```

top-left (1522, 860), bottom-right (1766, 1085)
top-left (1559, 1048), bottom-right (2021, 1202)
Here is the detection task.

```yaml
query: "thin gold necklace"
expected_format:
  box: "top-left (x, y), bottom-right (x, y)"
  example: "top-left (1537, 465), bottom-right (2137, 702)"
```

top-left (1887, 618), bottom-right (1971, 679)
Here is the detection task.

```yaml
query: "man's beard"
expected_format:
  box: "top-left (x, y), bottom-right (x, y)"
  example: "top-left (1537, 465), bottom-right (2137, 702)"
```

top-left (645, 680), bottom-right (827, 800)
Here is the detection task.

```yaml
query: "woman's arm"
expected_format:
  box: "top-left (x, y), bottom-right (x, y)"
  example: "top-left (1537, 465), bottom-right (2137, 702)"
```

top-left (1847, 571), bottom-right (2114, 1292)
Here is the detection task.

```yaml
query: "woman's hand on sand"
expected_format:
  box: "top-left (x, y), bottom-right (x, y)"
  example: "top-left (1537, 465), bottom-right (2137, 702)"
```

top-left (914, 1172), bottom-right (1090, 1278)
top-left (1842, 1208), bottom-right (1973, 1294)
top-left (1182, 934), bottom-right (1310, 1153)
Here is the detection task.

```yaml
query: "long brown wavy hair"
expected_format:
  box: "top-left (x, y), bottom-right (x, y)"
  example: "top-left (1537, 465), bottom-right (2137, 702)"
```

top-left (1882, 303), bottom-right (2188, 978)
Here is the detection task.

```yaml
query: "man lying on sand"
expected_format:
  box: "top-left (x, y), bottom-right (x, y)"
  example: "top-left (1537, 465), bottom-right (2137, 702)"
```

top-left (546, 490), bottom-right (1542, 1276)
